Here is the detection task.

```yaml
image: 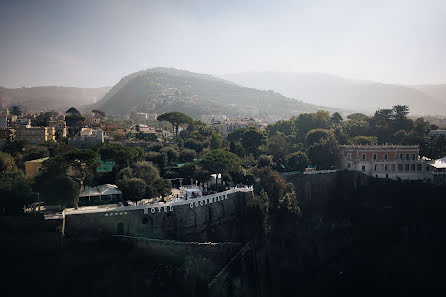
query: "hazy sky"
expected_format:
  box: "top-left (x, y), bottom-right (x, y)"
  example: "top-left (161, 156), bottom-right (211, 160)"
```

top-left (1, 0), bottom-right (445, 87)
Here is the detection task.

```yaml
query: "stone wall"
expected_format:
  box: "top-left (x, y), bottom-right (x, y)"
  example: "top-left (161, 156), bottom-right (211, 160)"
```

top-left (64, 190), bottom-right (253, 242)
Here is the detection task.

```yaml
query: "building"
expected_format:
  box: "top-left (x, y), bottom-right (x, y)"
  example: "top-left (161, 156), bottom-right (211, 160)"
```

top-left (425, 156), bottom-right (446, 185)
top-left (211, 117), bottom-right (267, 138)
top-left (48, 115), bottom-right (67, 138)
top-left (78, 184), bottom-right (122, 206)
top-left (11, 118), bottom-right (31, 129)
top-left (15, 126), bottom-right (56, 143)
top-left (130, 111), bottom-right (149, 121)
top-left (68, 127), bottom-right (104, 148)
top-left (25, 157), bottom-right (50, 177)
top-left (0, 116), bottom-right (7, 128)
top-left (338, 145), bottom-right (426, 180)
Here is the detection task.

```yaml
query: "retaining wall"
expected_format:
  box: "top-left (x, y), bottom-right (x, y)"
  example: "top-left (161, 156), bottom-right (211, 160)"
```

top-left (64, 189), bottom-right (253, 242)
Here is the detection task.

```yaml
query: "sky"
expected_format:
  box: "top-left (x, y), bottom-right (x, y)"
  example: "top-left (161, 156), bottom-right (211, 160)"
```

top-left (0, 0), bottom-right (445, 88)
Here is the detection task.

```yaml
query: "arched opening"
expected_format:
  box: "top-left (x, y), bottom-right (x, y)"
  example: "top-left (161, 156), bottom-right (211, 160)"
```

top-left (117, 222), bottom-right (124, 235)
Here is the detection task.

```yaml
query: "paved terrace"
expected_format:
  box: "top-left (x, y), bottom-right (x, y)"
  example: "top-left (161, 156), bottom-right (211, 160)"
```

top-left (63, 187), bottom-right (253, 216)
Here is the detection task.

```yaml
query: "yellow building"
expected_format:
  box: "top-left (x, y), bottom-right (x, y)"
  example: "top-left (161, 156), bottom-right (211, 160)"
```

top-left (25, 157), bottom-right (49, 177)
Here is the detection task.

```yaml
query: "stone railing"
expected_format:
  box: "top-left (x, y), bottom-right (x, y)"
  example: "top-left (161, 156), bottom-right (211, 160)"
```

top-left (64, 187), bottom-right (253, 216)
top-left (303, 169), bottom-right (341, 175)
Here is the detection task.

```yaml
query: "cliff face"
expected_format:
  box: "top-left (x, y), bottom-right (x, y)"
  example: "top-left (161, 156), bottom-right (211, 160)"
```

top-left (251, 171), bottom-right (446, 297)
top-left (5, 172), bottom-right (446, 297)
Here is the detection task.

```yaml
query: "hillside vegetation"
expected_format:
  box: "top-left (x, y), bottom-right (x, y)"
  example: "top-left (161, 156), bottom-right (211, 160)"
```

top-left (95, 67), bottom-right (341, 121)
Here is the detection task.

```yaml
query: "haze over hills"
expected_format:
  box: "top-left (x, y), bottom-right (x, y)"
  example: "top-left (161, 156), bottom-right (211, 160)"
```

top-left (221, 72), bottom-right (446, 116)
top-left (0, 86), bottom-right (111, 112)
top-left (94, 67), bottom-right (343, 121)
top-left (411, 84), bottom-right (446, 104)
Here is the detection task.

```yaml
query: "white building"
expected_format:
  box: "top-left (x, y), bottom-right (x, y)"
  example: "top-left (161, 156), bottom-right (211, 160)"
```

top-left (338, 145), bottom-right (426, 180)
top-left (68, 127), bottom-right (104, 148)
top-left (211, 117), bottom-right (267, 138)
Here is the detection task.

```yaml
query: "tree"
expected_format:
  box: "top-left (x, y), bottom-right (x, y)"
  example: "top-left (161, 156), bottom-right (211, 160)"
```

top-left (199, 149), bottom-right (241, 187)
top-left (117, 161), bottom-right (160, 186)
top-left (285, 152), bottom-right (309, 172)
top-left (241, 127), bottom-right (267, 157)
top-left (346, 113), bottom-right (369, 121)
top-left (229, 141), bottom-right (244, 157)
top-left (43, 149), bottom-right (98, 180)
top-left (392, 130), bottom-right (407, 144)
top-left (119, 178), bottom-right (147, 204)
top-left (22, 145), bottom-right (50, 162)
top-left (0, 172), bottom-right (33, 215)
top-left (41, 149), bottom-right (99, 208)
top-left (305, 129), bottom-right (330, 147)
top-left (266, 120), bottom-right (295, 137)
top-left (413, 117), bottom-right (431, 137)
top-left (210, 132), bottom-right (223, 150)
top-left (34, 175), bottom-right (80, 209)
top-left (391, 105), bottom-right (412, 131)
top-left (152, 178), bottom-right (172, 202)
top-left (32, 111), bottom-right (58, 127)
top-left (294, 111), bottom-right (331, 142)
top-left (307, 134), bottom-right (338, 170)
top-left (258, 154), bottom-right (276, 168)
top-left (330, 112), bottom-right (343, 125)
top-left (145, 151), bottom-right (168, 170)
top-left (10, 106), bottom-right (22, 116)
top-left (160, 147), bottom-right (179, 165)
top-left (66, 107), bottom-right (81, 115)
top-left (157, 112), bottom-right (193, 138)
top-left (178, 149), bottom-right (196, 163)
top-left (65, 114), bottom-right (86, 127)
top-left (227, 128), bottom-right (248, 143)
top-left (0, 152), bottom-right (17, 175)
top-left (266, 133), bottom-right (288, 161)
top-left (99, 143), bottom-right (142, 170)
top-left (351, 136), bottom-right (378, 145)
top-left (252, 166), bottom-right (298, 214)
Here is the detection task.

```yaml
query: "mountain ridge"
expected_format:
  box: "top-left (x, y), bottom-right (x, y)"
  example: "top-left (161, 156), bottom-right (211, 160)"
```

top-left (94, 67), bottom-right (345, 121)
top-left (221, 72), bottom-right (446, 116)
top-left (0, 85), bottom-right (111, 112)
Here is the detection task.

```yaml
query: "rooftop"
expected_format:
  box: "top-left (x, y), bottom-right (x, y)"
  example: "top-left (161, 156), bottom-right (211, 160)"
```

top-left (25, 157), bottom-right (50, 163)
top-left (339, 145), bottom-right (419, 149)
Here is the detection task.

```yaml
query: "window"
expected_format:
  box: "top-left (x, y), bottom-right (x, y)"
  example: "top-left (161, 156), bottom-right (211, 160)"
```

top-left (411, 164), bottom-right (416, 171)
top-left (385, 165), bottom-right (388, 171)
top-left (373, 154), bottom-right (377, 160)
top-left (417, 164), bottom-right (422, 171)
top-left (406, 154), bottom-right (410, 160)
top-left (374, 165), bottom-right (377, 171)
top-left (405, 164), bottom-right (410, 171)
top-left (384, 154), bottom-right (388, 160)
top-left (412, 153), bottom-right (416, 160)
top-left (361, 165), bottom-right (365, 172)
top-left (399, 153), bottom-right (403, 160)
top-left (347, 153), bottom-right (351, 159)
top-left (362, 153), bottom-right (366, 160)
top-left (347, 163), bottom-right (351, 169)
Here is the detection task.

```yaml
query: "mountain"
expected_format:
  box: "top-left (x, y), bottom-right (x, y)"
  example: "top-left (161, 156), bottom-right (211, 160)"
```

top-left (221, 72), bottom-right (446, 116)
top-left (0, 86), bottom-right (111, 112)
top-left (411, 84), bottom-right (446, 104)
top-left (95, 67), bottom-right (342, 121)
